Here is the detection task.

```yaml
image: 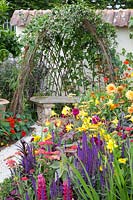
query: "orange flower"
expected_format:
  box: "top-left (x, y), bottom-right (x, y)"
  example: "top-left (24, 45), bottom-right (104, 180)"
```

top-left (106, 83), bottom-right (117, 94)
top-left (117, 85), bottom-right (124, 93)
top-left (128, 105), bottom-right (133, 114)
top-left (110, 104), bottom-right (119, 110)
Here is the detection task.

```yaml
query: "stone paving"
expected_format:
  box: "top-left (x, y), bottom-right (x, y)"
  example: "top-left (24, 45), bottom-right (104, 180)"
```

top-left (0, 124), bottom-right (42, 183)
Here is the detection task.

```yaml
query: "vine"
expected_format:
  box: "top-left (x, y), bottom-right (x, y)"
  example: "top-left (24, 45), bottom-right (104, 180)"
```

top-left (11, 4), bottom-right (120, 114)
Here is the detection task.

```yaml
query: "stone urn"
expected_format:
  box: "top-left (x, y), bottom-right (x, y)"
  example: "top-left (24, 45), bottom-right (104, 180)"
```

top-left (0, 98), bottom-right (9, 120)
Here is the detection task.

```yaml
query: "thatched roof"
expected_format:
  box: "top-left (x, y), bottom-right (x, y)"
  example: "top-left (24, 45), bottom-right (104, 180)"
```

top-left (10, 9), bottom-right (133, 27)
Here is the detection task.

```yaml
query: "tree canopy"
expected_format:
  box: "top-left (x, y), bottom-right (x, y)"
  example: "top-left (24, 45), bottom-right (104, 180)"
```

top-left (7, 0), bottom-right (133, 18)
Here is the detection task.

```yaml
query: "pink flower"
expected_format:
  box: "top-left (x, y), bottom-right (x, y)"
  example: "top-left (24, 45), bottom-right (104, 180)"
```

top-left (37, 174), bottom-right (47, 200)
top-left (38, 140), bottom-right (53, 146)
top-left (124, 127), bottom-right (133, 131)
top-left (6, 159), bottom-right (16, 168)
top-left (63, 180), bottom-right (73, 200)
top-left (72, 108), bottom-right (79, 116)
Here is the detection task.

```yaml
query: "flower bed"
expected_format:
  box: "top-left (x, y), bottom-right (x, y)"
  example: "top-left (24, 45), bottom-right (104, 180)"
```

top-left (0, 113), bottom-right (33, 147)
top-left (0, 79), bottom-right (133, 200)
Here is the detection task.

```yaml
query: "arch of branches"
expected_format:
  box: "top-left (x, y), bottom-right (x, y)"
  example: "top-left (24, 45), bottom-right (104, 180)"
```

top-left (10, 4), bottom-right (121, 114)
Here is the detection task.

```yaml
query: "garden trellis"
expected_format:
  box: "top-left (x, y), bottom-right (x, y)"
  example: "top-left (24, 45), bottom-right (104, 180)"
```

top-left (10, 4), bottom-right (119, 114)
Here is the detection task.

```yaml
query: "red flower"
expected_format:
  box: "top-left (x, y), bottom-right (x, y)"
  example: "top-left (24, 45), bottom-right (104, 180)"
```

top-left (130, 139), bottom-right (133, 143)
top-left (21, 130), bottom-right (26, 137)
top-left (10, 121), bottom-right (15, 128)
top-left (21, 176), bottom-right (29, 181)
top-left (124, 60), bottom-right (129, 65)
top-left (6, 117), bottom-right (15, 122)
top-left (16, 118), bottom-right (22, 122)
top-left (10, 129), bottom-right (16, 134)
top-left (42, 128), bottom-right (48, 132)
top-left (103, 77), bottom-right (109, 83)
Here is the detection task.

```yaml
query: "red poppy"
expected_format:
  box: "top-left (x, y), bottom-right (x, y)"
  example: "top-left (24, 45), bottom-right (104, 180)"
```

top-left (124, 60), bottom-right (129, 65)
top-left (21, 130), bottom-right (26, 137)
top-left (10, 129), bottom-right (16, 134)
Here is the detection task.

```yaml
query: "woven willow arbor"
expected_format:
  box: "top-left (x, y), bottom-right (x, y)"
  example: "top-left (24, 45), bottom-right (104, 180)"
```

top-left (10, 5), bottom-right (118, 114)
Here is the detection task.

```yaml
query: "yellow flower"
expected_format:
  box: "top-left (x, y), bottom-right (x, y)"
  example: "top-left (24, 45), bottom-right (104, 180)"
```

top-left (78, 110), bottom-right (88, 118)
top-left (99, 166), bottom-right (103, 172)
top-left (76, 125), bottom-right (87, 132)
top-left (51, 110), bottom-right (58, 117)
top-left (55, 120), bottom-right (62, 127)
top-left (95, 98), bottom-right (100, 105)
top-left (118, 158), bottom-right (127, 164)
top-left (106, 83), bottom-right (117, 94)
top-left (106, 139), bottom-right (118, 153)
top-left (130, 116), bottom-right (133, 122)
top-left (106, 99), bottom-right (113, 106)
top-left (124, 114), bottom-right (131, 119)
top-left (112, 118), bottom-right (118, 125)
top-left (125, 90), bottom-right (133, 100)
top-left (45, 120), bottom-right (50, 126)
top-left (43, 133), bottom-right (52, 141)
top-left (65, 123), bottom-right (73, 132)
top-left (62, 106), bottom-right (71, 116)
top-left (131, 72), bottom-right (133, 77)
top-left (33, 135), bottom-right (41, 142)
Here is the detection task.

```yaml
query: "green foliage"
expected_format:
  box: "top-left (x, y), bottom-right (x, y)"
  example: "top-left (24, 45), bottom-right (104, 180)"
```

top-left (129, 16), bottom-right (133, 39)
top-left (0, 61), bottom-right (19, 101)
top-left (0, 0), bottom-right (21, 61)
top-left (0, 29), bottom-right (21, 61)
top-left (0, 178), bottom-right (14, 198)
top-left (21, 4), bottom-right (119, 97)
top-left (0, 112), bottom-right (33, 147)
top-left (0, 0), bottom-right (8, 24)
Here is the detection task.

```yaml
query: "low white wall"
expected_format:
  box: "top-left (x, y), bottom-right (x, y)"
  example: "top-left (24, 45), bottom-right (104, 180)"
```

top-left (116, 27), bottom-right (133, 58)
top-left (16, 26), bottom-right (25, 37)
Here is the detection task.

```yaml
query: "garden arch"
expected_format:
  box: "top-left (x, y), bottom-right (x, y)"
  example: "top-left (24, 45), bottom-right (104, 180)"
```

top-left (10, 4), bottom-right (118, 114)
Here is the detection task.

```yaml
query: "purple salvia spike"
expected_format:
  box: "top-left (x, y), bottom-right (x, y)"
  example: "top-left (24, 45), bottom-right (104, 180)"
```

top-left (26, 192), bottom-right (30, 200)
top-left (52, 130), bottom-right (55, 142)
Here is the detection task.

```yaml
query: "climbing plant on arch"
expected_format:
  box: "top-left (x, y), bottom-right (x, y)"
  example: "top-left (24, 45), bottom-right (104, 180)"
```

top-left (10, 4), bottom-right (120, 114)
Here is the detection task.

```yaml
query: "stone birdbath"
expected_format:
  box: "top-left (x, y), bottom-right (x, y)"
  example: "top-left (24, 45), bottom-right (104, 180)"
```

top-left (0, 98), bottom-right (9, 120)
top-left (30, 96), bottom-right (80, 124)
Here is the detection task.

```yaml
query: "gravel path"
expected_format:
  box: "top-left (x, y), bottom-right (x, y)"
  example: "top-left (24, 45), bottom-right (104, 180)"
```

top-left (0, 124), bottom-right (42, 183)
